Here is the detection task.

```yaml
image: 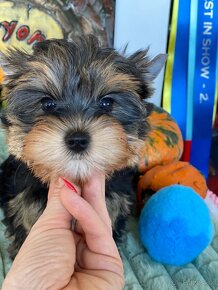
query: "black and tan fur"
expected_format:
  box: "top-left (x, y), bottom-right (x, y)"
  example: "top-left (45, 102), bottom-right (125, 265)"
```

top-left (0, 35), bottom-right (166, 258)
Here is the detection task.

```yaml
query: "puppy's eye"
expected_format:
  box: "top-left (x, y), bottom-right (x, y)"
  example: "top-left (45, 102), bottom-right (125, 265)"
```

top-left (41, 97), bottom-right (56, 112)
top-left (99, 97), bottom-right (114, 112)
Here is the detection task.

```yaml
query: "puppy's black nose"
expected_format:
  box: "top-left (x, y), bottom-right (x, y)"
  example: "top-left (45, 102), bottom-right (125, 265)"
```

top-left (65, 131), bottom-right (90, 153)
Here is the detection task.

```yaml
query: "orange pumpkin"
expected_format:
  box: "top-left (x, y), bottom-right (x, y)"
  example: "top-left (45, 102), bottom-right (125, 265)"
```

top-left (137, 161), bottom-right (207, 201)
top-left (138, 105), bottom-right (184, 173)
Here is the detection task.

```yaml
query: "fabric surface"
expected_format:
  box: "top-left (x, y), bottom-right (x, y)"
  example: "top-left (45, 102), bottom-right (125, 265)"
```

top-left (0, 129), bottom-right (8, 164)
top-left (0, 210), bottom-right (11, 286)
top-left (0, 129), bottom-right (218, 289)
top-left (120, 217), bottom-right (218, 290)
top-left (0, 215), bottom-right (217, 289)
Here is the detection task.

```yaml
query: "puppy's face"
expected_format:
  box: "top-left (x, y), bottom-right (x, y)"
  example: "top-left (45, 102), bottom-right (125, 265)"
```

top-left (0, 36), bottom-right (166, 183)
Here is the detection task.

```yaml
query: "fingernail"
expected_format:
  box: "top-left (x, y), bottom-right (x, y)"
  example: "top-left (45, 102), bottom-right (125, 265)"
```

top-left (62, 178), bottom-right (78, 193)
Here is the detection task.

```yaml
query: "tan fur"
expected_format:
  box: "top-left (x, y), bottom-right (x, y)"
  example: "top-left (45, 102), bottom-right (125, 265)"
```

top-left (10, 61), bottom-right (64, 96)
top-left (103, 72), bottom-right (140, 94)
top-left (29, 61), bottom-right (64, 94)
top-left (7, 190), bottom-right (43, 232)
top-left (21, 115), bottom-right (141, 183)
top-left (106, 192), bottom-right (132, 229)
top-left (5, 118), bottom-right (26, 159)
top-left (126, 134), bottom-right (145, 167)
top-left (89, 61), bottom-right (141, 96)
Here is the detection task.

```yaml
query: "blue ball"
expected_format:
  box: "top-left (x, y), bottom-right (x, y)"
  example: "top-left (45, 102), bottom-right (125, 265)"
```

top-left (139, 185), bottom-right (214, 266)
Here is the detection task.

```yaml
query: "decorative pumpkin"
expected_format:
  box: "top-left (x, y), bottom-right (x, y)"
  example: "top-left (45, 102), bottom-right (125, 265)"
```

top-left (138, 105), bottom-right (184, 174)
top-left (137, 161), bottom-right (208, 203)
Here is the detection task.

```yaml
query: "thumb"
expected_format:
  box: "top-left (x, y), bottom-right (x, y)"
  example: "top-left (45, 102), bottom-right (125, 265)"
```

top-left (35, 178), bottom-right (80, 231)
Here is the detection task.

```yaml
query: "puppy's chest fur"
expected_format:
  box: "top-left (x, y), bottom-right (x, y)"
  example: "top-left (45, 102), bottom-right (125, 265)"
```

top-left (0, 155), bottom-right (136, 259)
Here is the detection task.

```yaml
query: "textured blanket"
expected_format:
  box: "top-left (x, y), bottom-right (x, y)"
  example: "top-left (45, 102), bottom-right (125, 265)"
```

top-left (120, 218), bottom-right (218, 290)
top-left (0, 129), bottom-right (218, 289)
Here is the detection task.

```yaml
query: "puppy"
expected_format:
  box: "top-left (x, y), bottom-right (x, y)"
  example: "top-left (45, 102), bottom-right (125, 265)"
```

top-left (0, 35), bottom-right (166, 258)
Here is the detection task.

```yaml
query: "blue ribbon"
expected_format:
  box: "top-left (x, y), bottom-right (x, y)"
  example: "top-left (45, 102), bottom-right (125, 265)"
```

top-left (186, 0), bottom-right (198, 142)
top-left (171, 0), bottom-right (190, 138)
top-left (190, 0), bottom-right (218, 178)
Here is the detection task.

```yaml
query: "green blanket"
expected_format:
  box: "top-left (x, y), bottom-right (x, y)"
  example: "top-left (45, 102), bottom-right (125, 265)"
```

top-left (120, 218), bottom-right (218, 290)
top-left (0, 129), bottom-right (218, 289)
top-left (0, 129), bottom-right (7, 165)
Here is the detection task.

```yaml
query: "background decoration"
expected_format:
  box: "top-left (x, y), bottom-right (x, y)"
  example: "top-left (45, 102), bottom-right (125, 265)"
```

top-left (163, 0), bottom-right (218, 180)
top-left (0, 0), bottom-right (114, 50)
top-left (0, 0), bottom-right (114, 106)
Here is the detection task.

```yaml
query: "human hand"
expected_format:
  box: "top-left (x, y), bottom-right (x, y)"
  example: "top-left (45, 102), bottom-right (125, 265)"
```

top-left (2, 172), bottom-right (124, 290)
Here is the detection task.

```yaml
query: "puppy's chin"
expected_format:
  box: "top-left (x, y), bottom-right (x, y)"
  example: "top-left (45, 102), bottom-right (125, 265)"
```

top-left (29, 160), bottom-right (94, 185)
top-left (24, 140), bottom-right (144, 185)
top-left (25, 152), bottom-right (135, 185)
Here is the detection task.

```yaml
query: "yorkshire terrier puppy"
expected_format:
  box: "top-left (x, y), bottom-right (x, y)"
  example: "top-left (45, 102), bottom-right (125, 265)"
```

top-left (0, 35), bottom-right (166, 259)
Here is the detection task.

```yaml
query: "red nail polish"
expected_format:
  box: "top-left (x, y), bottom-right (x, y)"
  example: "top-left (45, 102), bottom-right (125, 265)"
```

top-left (62, 178), bottom-right (78, 193)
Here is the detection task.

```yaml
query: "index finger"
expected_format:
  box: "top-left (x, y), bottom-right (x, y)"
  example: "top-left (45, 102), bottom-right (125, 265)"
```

top-left (82, 171), bottom-right (112, 231)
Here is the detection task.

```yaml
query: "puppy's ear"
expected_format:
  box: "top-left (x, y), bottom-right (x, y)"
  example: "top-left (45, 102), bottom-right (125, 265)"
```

top-left (146, 54), bottom-right (167, 81)
top-left (129, 50), bottom-right (167, 81)
top-left (0, 49), bottom-right (30, 80)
